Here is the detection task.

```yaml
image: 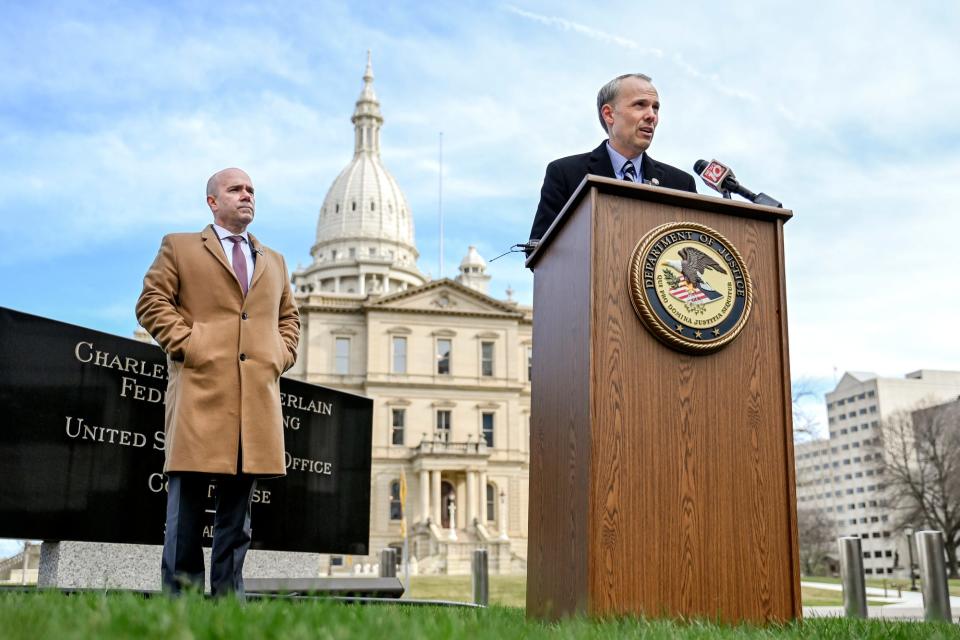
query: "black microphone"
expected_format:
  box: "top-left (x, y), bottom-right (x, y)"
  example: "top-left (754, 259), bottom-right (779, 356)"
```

top-left (489, 242), bottom-right (538, 262)
top-left (693, 159), bottom-right (782, 208)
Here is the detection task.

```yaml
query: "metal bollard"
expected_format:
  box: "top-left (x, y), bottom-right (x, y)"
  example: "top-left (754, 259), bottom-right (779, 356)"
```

top-left (471, 548), bottom-right (489, 606)
top-left (915, 530), bottom-right (953, 622)
top-left (379, 548), bottom-right (397, 578)
top-left (838, 536), bottom-right (868, 618)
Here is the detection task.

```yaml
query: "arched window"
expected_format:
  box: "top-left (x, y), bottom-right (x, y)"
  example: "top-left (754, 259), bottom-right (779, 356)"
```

top-left (371, 201), bottom-right (376, 211)
top-left (335, 204), bottom-right (340, 213)
top-left (486, 483), bottom-right (495, 521)
top-left (389, 481), bottom-right (402, 520)
top-left (351, 201), bottom-right (357, 211)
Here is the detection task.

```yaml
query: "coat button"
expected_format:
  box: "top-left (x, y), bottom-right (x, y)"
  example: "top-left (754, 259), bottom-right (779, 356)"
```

top-left (239, 353), bottom-right (247, 361)
top-left (241, 312), bottom-right (248, 320)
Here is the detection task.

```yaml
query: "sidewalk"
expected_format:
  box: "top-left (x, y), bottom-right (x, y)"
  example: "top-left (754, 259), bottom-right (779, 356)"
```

top-left (801, 580), bottom-right (960, 621)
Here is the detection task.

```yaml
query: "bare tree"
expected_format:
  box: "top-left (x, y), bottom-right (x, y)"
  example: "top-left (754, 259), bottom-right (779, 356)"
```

top-left (792, 378), bottom-right (825, 442)
top-left (880, 398), bottom-right (960, 578)
top-left (797, 507), bottom-right (837, 576)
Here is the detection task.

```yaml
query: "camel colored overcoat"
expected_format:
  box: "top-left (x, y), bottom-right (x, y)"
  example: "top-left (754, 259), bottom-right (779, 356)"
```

top-left (136, 225), bottom-right (299, 475)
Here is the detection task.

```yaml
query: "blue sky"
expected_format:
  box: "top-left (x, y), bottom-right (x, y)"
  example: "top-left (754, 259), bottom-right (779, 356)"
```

top-left (2, 1), bottom-right (960, 555)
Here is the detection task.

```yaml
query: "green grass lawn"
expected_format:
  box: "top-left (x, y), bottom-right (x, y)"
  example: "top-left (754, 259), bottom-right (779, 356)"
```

top-left (407, 574), bottom-right (526, 606)
top-left (1, 591), bottom-right (957, 640)
top-left (407, 576), bottom-right (890, 608)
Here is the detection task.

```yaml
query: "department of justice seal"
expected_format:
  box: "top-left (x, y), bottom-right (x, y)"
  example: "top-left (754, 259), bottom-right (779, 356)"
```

top-left (628, 222), bottom-right (753, 354)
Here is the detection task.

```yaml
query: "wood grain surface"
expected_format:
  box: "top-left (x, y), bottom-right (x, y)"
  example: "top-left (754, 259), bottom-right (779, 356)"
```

top-left (526, 192), bottom-right (595, 619)
top-left (527, 179), bottom-right (800, 624)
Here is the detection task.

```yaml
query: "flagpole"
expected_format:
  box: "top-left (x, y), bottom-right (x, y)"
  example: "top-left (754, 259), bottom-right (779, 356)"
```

top-left (400, 466), bottom-right (410, 595)
top-left (438, 131), bottom-right (443, 279)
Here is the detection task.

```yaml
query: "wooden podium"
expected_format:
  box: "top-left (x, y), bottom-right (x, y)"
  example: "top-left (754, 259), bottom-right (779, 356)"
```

top-left (525, 176), bottom-right (800, 624)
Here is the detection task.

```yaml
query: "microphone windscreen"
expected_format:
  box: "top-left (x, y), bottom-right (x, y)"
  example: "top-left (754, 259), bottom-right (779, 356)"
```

top-left (697, 159), bottom-right (731, 192)
top-left (693, 159), bottom-right (709, 174)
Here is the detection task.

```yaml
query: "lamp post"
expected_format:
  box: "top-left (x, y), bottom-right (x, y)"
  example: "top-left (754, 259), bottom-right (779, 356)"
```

top-left (905, 527), bottom-right (916, 591)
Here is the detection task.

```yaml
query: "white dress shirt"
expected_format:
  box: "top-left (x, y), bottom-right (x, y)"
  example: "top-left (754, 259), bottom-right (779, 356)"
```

top-left (212, 224), bottom-right (254, 290)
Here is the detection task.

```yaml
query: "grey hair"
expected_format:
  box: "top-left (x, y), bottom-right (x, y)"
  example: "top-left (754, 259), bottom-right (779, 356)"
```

top-left (596, 73), bottom-right (652, 133)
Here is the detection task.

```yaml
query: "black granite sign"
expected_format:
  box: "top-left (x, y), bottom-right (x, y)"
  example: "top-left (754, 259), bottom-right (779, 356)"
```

top-left (0, 307), bottom-right (372, 554)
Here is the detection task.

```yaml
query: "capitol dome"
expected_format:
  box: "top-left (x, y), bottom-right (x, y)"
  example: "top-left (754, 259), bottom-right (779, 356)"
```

top-left (294, 53), bottom-right (427, 298)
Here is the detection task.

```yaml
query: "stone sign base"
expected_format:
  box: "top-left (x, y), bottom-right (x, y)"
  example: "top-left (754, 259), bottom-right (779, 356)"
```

top-left (39, 542), bottom-right (322, 592)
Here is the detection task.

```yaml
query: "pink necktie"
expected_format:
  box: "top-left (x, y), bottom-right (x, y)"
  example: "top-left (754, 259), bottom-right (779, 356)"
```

top-left (226, 236), bottom-right (249, 295)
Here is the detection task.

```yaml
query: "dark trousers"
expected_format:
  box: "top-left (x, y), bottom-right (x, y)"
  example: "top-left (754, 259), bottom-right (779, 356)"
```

top-left (161, 472), bottom-right (257, 598)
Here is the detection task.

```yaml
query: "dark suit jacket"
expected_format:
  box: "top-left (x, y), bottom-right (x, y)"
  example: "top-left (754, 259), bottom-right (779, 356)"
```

top-left (528, 141), bottom-right (697, 244)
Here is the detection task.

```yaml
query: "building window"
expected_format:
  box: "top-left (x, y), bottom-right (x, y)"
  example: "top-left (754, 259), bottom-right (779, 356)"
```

top-left (526, 346), bottom-right (533, 382)
top-left (389, 481), bottom-right (402, 520)
top-left (486, 483), bottom-right (495, 521)
top-left (437, 339), bottom-right (451, 375)
top-left (436, 410), bottom-right (451, 442)
top-left (391, 409), bottom-right (405, 446)
top-left (335, 338), bottom-right (350, 374)
top-left (482, 412), bottom-right (494, 447)
top-left (480, 341), bottom-right (494, 377)
top-left (392, 337), bottom-right (407, 374)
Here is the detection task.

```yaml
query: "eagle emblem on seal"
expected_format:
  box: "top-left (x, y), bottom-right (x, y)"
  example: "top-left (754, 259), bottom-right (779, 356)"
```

top-left (665, 247), bottom-right (727, 304)
top-left (627, 222), bottom-right (753, 354)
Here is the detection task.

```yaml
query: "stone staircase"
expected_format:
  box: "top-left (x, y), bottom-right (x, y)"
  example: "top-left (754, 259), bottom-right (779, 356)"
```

top-left (411, 522), bottom-right (521, 575)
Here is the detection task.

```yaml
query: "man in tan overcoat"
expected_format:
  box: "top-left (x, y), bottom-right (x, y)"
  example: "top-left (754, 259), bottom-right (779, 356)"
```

top-left (136, 167), bottom-right (299, 597)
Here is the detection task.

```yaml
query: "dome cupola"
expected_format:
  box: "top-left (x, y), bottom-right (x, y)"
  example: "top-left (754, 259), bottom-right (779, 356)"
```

top-left (455, 246), bottom-right (491, 294)
top-left (295, 52), bottom-right (427, 298)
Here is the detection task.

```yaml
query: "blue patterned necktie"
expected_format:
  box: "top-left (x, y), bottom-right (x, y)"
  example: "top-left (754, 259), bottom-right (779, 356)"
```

top-left (622, 160), bottom-right (637, 182)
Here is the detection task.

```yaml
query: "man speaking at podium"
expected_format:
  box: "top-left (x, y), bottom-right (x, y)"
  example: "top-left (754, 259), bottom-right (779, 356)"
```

top-left (136, 168), bottom-right (300, 598)
top-left (528, 73), bottom-right (697, 247)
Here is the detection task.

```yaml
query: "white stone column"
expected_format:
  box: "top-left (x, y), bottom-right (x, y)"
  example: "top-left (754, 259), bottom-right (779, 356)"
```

top-left (431, 470), bottom-right (442, 524)
top-left (499, 489), bottom-right (509, 540)
top-left (456, 475), bottom-right (467, 529)
top-left (466, 470), bottom-right (477, 526)
top-left (419, 469), bottom-right (429, 523)
top-left (334, 276), bottom-right (341, 293)
top-left (478, 471), bottom-right (488, 524)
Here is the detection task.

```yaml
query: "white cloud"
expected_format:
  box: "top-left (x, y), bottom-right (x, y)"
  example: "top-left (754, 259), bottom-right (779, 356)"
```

top-left (2, 1), bottom-right (959, 382)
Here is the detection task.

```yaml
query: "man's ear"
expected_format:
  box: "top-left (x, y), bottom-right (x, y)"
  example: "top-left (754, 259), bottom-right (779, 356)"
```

top-left (601, 104), bottom-right (615, 130)
top-left (207, 194), bottom-right (217, 212)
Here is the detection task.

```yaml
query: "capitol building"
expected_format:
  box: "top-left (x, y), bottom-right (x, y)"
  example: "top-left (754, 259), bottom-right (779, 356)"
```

top-left (287, 56), bottom-right (531, 574)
